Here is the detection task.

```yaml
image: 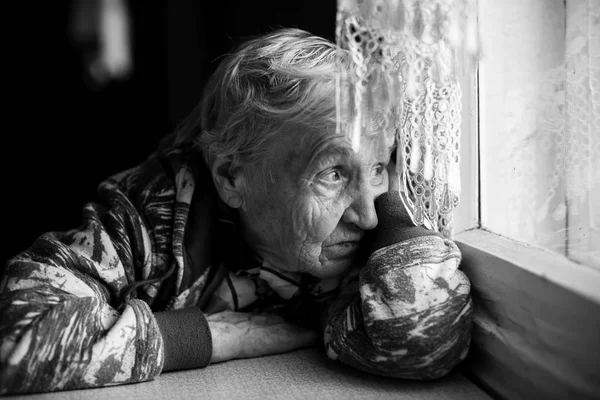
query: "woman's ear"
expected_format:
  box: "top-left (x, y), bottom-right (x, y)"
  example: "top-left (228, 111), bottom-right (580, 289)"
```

top-left (210, 157), bottom-right (245, 209)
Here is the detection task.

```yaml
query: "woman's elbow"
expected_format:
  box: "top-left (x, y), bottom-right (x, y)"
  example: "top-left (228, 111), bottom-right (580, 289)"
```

top-left (364, 295), bottom-right (474, 380)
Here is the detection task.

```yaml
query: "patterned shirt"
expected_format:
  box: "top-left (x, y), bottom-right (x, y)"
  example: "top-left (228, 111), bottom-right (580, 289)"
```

top-left (0, 140), bottom-right (473, 394)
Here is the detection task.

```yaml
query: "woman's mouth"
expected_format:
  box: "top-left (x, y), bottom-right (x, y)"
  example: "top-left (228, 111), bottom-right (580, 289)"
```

top-left (323, 241), bottom-right (360, 258)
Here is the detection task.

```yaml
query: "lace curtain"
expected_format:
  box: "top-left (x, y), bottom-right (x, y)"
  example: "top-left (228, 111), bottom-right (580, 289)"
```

top-left (335, 0), bottom-right (480, 238)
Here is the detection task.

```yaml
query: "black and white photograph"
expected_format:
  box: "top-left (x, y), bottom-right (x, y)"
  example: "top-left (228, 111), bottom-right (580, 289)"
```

top-left (1, 1), bottom-right (598, 399)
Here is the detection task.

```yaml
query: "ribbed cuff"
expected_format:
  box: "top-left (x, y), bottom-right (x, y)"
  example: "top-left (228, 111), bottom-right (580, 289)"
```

top-left (155, 308), bottom-right (212, 372)
top-left (371, 191), bottom-right (440, 251)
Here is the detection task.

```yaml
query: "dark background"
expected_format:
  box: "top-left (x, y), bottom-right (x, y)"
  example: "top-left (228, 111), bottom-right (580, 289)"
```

top-left (3, 1), bottom-right (336, 268)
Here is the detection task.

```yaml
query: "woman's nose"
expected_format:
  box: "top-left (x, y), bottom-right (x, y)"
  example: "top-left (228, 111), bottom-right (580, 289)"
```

top-left (342, 186), bottom-right (380, 231)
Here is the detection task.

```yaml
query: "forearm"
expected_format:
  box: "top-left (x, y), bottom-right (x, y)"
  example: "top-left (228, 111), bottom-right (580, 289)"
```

top-left (324, 237), bottom-right (472, 379)
top-left (205, 310), bottom-right (318, 364)
top-left (0, 288), bottom-right (163, 394)
top-left (323, 191), bottom-right (473, 379)
top-left (0, 199), bottom-right (167, 394)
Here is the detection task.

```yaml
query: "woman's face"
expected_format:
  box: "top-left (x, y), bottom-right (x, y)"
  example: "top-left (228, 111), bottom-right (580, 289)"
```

top-left (239, 128), bottom-right (391, 278)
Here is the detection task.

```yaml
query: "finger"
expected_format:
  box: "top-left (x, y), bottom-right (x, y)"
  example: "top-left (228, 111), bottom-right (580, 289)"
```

top-left (274, 324), bottom-right (319, 350)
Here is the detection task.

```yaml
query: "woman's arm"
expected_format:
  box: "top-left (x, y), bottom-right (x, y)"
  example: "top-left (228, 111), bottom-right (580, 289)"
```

top-left (0, 156), bottom-right (320, 395)
top-left (0, 199), bottom-right (167, 394)
top-left (0, 158), bottom-right (216, 394)
top-left (322, 190), bottom-right (473, 379)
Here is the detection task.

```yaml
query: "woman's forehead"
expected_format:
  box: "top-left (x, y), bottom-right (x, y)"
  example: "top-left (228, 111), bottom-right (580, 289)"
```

top-left (272, 127), bottom-right (387, 173)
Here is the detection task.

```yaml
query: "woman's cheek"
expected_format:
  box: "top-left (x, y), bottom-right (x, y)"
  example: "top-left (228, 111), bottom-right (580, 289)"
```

top-left (311, 196), bottom-right (347, 241)
top-left (289, 195), bottom-right (321, 243)
top-left (289, 197), bottom-right (331, 244)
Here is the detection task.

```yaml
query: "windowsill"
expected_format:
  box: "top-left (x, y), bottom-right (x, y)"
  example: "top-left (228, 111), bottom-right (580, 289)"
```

top-left (454, 228), bottom-right (600, 400)
top-left (3, 348), bottom-right (492, 400)
top-left (455, 228), bottom-right (600, 305)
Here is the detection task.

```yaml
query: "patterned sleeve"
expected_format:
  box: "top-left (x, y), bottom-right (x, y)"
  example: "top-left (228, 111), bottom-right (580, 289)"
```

top-left (0, 162), bottom-right (173, 394)
top-left (322, 193), bottom-right (473, 379)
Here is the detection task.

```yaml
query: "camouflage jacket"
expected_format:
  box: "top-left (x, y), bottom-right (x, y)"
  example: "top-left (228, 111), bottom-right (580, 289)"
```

top-left (0, 143), bottom-right (473, 394)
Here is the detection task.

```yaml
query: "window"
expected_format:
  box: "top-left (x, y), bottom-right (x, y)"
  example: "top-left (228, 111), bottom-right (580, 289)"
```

top-left (452, 1), bottom-right (600, 399)
top-left (479, 0), bottom-right (598, 269)
top-left (456, 0), bottom-right (599, 269)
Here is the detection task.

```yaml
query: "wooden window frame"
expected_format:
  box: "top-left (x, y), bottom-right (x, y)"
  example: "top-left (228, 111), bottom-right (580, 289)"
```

top-left (452, 25), bottom-right (600, 399)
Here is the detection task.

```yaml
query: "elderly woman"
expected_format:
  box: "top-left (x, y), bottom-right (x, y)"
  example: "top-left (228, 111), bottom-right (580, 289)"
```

top-left (0, 28), bottom-right (472, 394)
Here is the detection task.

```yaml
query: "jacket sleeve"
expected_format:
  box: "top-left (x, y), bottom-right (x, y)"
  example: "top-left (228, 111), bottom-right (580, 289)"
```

top-left (322, 192), bottom-right (473, 380)
top-left (0, 162), bottom-right (211, 395)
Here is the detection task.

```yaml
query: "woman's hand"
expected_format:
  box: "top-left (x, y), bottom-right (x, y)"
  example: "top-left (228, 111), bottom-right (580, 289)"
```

top-left (206, 310), bottom-right (319, 364)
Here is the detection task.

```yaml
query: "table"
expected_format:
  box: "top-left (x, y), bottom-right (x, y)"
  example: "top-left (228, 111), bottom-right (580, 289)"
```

top-left (5, 348), bottom-right (493, 399)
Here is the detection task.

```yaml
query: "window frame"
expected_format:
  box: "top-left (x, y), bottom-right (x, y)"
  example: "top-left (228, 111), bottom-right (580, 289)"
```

top-left (454, 228), bottom-right (600, 400)
top-left (452, 7), bottom-right (600, 397)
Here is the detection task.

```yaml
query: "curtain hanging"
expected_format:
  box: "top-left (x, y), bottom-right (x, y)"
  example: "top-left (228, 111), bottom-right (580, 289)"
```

top-left (335, 0), bottom-right (480, 238)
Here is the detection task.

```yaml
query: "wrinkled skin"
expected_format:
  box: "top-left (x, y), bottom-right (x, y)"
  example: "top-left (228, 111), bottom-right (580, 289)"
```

top-left (238, 128), bottom-right (392, 278)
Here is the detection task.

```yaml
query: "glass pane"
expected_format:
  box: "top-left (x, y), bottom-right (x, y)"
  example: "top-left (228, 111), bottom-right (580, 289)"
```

top-left (478, 0), bottom-right (600, 269)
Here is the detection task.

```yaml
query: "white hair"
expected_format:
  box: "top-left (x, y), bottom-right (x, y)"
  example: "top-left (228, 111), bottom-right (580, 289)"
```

top-left (173, 28), bottom-right (345, 180)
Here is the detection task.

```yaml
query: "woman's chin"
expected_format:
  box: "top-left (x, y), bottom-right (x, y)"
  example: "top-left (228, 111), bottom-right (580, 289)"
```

top-left (306, 256), bottom-right (355, 279)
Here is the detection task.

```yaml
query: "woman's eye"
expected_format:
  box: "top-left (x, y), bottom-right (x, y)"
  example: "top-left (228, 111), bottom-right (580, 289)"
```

top-left (371, 163), bottom-right (386, 185)
top-left (319, 168), bottom-right (343, 184)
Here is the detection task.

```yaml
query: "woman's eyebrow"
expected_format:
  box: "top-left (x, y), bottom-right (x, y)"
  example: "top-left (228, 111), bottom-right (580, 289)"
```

top-left (306, 145), bottom-right (354, 169)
